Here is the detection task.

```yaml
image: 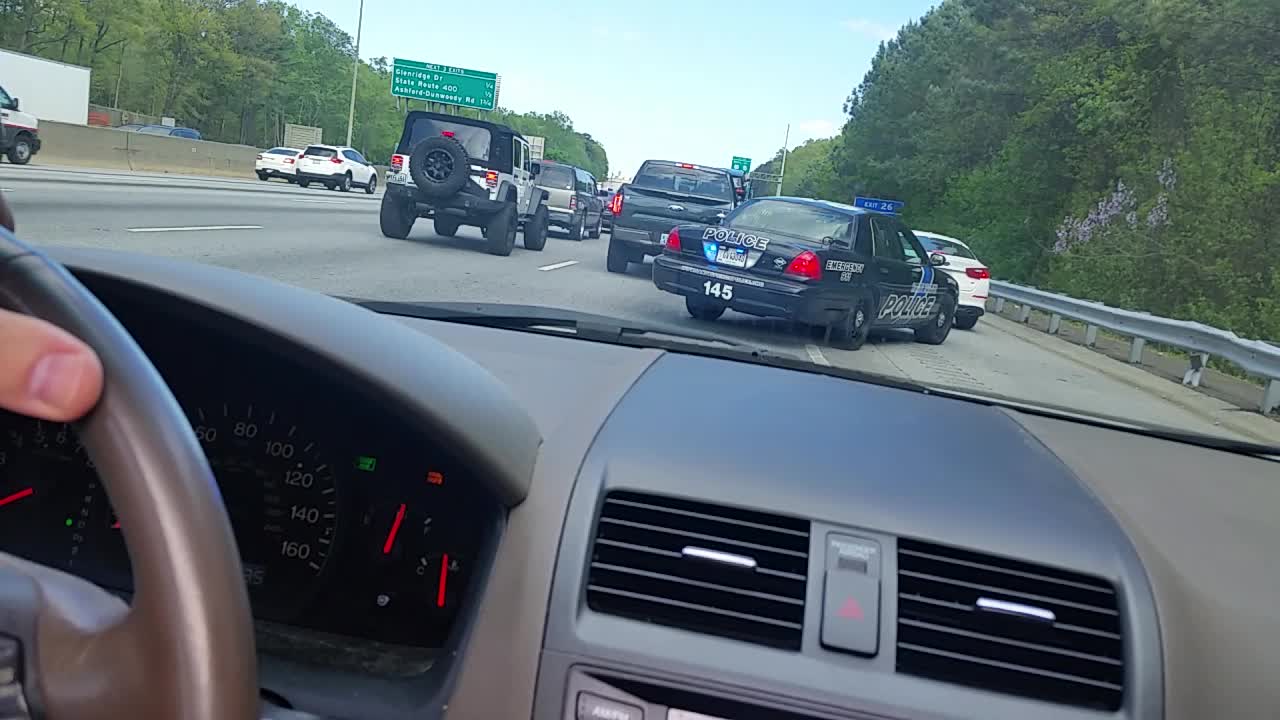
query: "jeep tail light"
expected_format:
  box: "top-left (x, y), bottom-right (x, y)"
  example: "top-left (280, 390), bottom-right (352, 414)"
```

top-left (966, 267), bottom-right (991, 280)
top-left (484, 170), bottom-right (498, 188)
top-left (329, 156), bottom-right (342, 164)
top-left (390, 154), bottom-right (406, 172)
top-left (784, 250), bottom-right (822, 280)
top-left (569, 195), bottom-right (577, 211)
top-left (610, 193), bottom-right (623, 215)
top-left (665, 227), bottom-right (682, 252)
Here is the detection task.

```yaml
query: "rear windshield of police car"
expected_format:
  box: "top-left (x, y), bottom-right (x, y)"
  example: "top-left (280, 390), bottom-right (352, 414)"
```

top-left (537, 164), bottom-right (575, 191)
top-left (918, 235), bottom-right (977, 259)
top-left (405, 118), bottom-right (491, 162)
top-left (633, 162), bottom-right (735, 202)
top-left (729, 200), bottom-right (854, 242)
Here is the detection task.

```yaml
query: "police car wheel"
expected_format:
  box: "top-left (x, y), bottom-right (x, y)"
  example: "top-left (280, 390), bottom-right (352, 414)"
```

top-left (954, 313), bottom-right (978, 330)
top-left (830, 299), bottom-right (871, 350)
top-left (914, 298), bottom-right (955, 345)
top-left (685, 297), bottom-right (725, 322)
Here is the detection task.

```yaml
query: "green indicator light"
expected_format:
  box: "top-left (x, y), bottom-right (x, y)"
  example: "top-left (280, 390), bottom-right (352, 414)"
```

top-left (355, 455), bottom-right (377, 472)
top-left (64, 518), bottom-right (73, 527)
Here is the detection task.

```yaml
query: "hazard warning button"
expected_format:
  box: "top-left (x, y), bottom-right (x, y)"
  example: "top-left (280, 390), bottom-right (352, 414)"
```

top-left (820, 535), bottom-right (881, 656)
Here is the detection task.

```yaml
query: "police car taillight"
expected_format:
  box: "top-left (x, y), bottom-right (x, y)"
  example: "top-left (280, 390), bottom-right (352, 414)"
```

top-left (784, 251), bottom-right (822, 280)
top-left (664, 227), bottom-right (682, 251)
top-left (966, 267), bottom-right (990, 280)
top-left (390, 154), bottom-right (406, 172)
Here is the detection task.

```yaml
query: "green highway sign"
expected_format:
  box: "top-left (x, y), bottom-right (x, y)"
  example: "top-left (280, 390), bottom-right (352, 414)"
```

top-left (391, 58), bottom-right (499, 112)
top-left (731, 156), bottom-right (752, 173)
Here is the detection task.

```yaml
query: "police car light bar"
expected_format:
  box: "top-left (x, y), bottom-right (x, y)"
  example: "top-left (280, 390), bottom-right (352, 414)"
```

top-left (854, 196), bottom-right (905, 215)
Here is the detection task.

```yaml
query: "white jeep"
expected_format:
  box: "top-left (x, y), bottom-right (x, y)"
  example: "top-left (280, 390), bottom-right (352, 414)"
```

top-left (380, 111), bottom-right (549, 256)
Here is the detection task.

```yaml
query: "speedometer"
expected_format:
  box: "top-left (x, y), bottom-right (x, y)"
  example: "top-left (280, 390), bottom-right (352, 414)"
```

top-left (191, 403), bottom-right (337, 617)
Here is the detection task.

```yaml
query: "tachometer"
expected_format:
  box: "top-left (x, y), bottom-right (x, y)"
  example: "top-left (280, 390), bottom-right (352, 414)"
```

top-left (190, 403), bottom-right (338, 617)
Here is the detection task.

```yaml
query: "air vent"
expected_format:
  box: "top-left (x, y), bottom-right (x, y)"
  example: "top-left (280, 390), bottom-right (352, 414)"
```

top-left (896, 538), bottom-right (1124, 711)
top-left (586, 490), bottom-right (810, 650)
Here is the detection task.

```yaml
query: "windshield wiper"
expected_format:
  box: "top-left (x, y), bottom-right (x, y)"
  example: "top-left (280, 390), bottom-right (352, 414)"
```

top-left (341, 299), bottom-right (763, 352)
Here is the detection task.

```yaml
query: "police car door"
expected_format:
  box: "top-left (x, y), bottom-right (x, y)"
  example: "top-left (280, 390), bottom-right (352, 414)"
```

top-left (869, 214), bottom-right (923, 325)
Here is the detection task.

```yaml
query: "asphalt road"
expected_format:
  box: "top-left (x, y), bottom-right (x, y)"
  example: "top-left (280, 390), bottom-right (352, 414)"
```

top-left (4, 164), bottom-right (1277, 446)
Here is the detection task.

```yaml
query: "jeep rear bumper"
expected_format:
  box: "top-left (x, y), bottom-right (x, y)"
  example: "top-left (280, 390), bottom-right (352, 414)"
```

top-left (386, 181), bottom-right (507, 218)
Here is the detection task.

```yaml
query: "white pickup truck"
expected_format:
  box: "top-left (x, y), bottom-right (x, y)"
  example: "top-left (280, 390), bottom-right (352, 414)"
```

top-left (0, 83), bottom-right (40, 165)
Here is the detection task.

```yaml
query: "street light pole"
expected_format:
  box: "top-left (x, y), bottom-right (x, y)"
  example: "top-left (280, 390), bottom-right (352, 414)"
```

top-left (344, 0), bottom-right (365, 147)
top-left (777, 123), bottom-right (790, 196)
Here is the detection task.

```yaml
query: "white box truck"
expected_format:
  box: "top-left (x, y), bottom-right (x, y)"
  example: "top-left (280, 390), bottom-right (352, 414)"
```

top-left (1, 49), bottom-right (92, 164)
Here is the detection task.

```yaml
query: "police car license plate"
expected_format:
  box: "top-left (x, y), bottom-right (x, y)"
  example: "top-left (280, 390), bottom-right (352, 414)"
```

top-left (715, 245), bottom-right (748, 268)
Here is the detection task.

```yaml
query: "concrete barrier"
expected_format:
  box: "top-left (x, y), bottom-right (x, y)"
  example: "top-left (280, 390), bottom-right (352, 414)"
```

top-left (32, 121), bottom-right (260, 179)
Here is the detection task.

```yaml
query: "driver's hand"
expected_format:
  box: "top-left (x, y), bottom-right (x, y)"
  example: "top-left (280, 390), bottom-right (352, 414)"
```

top-left (0, 193), bottom-right (103, 421)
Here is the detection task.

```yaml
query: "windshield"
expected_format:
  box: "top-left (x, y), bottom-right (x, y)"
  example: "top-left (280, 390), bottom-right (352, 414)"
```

top-left (4, 0), bottom-right (1277, 451)
top-left (917, 235), bottom-right (977, 260)
top-left (537, 164), bottom-right (575, 191)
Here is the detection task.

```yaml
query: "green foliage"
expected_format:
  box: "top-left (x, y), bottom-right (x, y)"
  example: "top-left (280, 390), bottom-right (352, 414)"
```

top-left (1, 0), bottom-right (607, 177)
top-left (788, 0), bottom-right (1280, 340)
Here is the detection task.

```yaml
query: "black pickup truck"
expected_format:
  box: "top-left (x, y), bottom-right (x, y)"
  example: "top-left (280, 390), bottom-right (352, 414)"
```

top-left (607, 160), bottom-right (736, 273)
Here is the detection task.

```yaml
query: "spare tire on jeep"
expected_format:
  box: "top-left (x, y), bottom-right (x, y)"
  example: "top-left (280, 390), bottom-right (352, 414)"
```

top-left (409, 135), bottom-right (470, 199)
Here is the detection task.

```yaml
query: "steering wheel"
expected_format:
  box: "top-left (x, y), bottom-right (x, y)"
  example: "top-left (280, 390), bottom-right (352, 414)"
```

top-left (0, 232), bottom-right (258, 720)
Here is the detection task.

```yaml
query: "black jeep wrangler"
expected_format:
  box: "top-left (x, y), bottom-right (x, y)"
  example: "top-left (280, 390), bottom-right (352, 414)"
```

top-left (379, 111), bottom-right (550, 256)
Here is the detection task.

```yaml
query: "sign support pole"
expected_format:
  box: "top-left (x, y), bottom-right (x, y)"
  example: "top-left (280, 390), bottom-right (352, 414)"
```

top-left (777, 123), bottom-right (790, 196)
top-left (344, 0), bottom-right (364, 147)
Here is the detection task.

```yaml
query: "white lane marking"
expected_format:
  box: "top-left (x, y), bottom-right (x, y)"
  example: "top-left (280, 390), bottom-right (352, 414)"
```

top-left (805, 344), bottom-right (831, 366)
top-left (293, 199), bottom-right (351, 205)
top-left (538, 260), bottom-right (579, 272)
top-left (126, 225), bottom-right (263, 233)
top-left (0, 188), bottom-right (12, 192)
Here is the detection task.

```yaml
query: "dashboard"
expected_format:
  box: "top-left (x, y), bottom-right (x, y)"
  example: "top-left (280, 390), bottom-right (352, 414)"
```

top-left (1, 246), bottom-right (1278, 720)
top-left (0, 279), bottom-right (502, 672)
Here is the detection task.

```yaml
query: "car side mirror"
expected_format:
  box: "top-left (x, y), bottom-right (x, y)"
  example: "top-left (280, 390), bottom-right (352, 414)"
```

top-left (929, 253), bottom-right (948, 266)
top-left (530, 164), bottom-right (540, 177)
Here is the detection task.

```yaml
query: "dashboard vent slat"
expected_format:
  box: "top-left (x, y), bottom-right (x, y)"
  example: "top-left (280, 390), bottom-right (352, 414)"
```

top-left (896, 538), bottom-right (1125, 711)
top-left (587, 490), bottom-right (810, 650)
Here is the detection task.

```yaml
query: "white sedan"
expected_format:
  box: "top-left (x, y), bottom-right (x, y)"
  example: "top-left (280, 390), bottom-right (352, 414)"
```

top-left (255, 147), bottom-right (301, 183)
top-left (914, 231), bottom-right (990, 330)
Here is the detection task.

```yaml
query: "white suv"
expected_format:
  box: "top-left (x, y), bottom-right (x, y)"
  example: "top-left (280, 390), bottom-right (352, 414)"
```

top-left (295, 144), bottom-right (378, 194)
top-left (914, 231), bottom-right (991, 330)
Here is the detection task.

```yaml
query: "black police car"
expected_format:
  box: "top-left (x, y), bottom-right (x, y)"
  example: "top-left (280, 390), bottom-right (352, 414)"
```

top-left (651, 196), bottom-right (960, 350)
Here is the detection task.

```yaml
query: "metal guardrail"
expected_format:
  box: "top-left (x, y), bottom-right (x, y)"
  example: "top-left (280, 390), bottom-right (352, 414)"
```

top-left (988, 281), bottom-right (1280, 414)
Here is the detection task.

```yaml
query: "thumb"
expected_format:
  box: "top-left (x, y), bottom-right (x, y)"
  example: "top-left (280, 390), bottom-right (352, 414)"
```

top-left (0, 307), bottom-right (104, 421)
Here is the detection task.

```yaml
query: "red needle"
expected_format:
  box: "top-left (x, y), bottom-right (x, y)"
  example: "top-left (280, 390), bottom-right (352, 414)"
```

top-left (437, 553), bottom-right (449, 608)
top-left (382, 503), bottom-right (406, 554)
top-left (0, 487), bottom-right (33, 508)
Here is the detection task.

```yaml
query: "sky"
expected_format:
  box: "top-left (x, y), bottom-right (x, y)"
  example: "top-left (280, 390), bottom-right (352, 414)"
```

top-left (290, 0), bottom-right (937, 178)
